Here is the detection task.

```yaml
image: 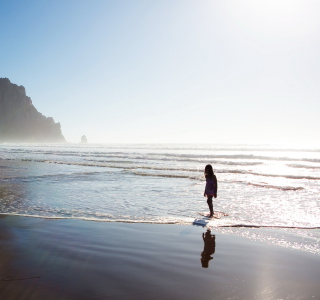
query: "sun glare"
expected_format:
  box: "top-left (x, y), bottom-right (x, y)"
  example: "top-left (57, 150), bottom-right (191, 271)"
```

top-left (225, 0), bottom-right (317, 37)
top-left (242, 0), bottom-right (306, 18)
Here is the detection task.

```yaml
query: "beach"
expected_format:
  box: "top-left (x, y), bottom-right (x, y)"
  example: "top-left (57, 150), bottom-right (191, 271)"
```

top-left (0, 215), bottom-right (319, 300)
top-left (0, 143), bottom-right (320, 299)
top-left (1, 0), bottom-right (320, 297)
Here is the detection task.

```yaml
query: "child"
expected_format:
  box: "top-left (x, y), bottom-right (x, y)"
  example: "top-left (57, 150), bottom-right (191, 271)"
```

top-left (204, 164), bottom-right (217, 217)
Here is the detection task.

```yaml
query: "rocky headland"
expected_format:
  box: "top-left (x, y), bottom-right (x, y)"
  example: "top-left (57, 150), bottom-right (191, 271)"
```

top-left (0, 78), bottom-right (65, 142)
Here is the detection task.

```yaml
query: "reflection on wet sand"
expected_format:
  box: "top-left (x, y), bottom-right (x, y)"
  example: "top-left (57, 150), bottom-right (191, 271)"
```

top-left (0, 160), bottom-right (26, 214)
top-left (201, 229), bottom-right (215, 268)
top-left (0, 217), bottom-right (51, 300)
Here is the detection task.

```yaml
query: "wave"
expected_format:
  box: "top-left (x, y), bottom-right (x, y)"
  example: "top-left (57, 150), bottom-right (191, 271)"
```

top-left (6, 154), bottom-right (261, 166)
top-left (4, 158), bottom-right (319, 186)
top-left (131, 168), bottom-right (320, 181)
top-left (18, 158), bottom-right (259, 174)
top-left (219, 169), bottom-right (320, 180)
top-left (214, 224), bottom-right (320, 229)
top-left (0, 212), bottom-right (194, 225)
top-left (85, 158), bottom-right (263, 166)
top-left (3, 148), bottom-right (320, 164)
top-left (287, 164), bottom-right (320, 170)
top-left (1, 213), bottom-right (319, 230)
top-left (130, 170), bottom-right (201, 180)
top-left (139, 173), bottom-right (306, 191)
top-left (2, 143), bottom-right (320, 152)
top-left (130, 171), bottom-right (305, 191)
top-left (1, 171), bottom-right (101, 182)
top-left (84, 152), bottom-right (320, 164)
top-left (247, 183), bottom-right (304, 191)
top-left (194, 219), bottom-right (320, 229)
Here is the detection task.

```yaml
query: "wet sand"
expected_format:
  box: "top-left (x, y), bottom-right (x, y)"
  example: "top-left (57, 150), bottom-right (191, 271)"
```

top-left (0, 215), bottom-right (319, 300)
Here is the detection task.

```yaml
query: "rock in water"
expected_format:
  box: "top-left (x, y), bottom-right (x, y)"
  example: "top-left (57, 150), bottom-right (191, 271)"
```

top-left (81, 135), bottom-right (88, 143)
top-left (0, 78), bottom-right (66, 142)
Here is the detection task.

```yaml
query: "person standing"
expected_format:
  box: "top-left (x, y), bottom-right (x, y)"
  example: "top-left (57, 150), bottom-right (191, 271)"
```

top-left (204, 164), bottom-right (217, 217)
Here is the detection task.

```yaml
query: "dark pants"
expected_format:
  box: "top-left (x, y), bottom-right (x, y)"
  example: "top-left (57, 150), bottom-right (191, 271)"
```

top-left (207, 195), bottom-right (214, 216)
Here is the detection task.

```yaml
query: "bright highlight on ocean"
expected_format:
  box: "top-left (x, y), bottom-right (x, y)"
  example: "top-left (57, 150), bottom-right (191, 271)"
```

top-left (0, 143), bottom-right (319, 254)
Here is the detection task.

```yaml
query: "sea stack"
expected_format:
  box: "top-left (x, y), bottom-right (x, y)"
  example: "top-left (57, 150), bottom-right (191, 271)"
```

top-left (81, 135), bottom-right (88, 143)
top-left (0, 78), bottom-right (66, 143)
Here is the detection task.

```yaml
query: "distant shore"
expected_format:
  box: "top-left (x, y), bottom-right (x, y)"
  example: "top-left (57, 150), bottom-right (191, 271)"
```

top-left (0, 215), bottom-right (319, 300)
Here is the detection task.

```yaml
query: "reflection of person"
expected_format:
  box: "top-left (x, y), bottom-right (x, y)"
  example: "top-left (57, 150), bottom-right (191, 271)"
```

top-left (204, 164), bottom-right (218, 217)
top-left (201, 229), bottom-right (216, 268)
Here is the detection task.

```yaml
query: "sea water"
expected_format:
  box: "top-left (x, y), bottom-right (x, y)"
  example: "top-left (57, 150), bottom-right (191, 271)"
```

top-left (0, 143), bottom-right (319, 254)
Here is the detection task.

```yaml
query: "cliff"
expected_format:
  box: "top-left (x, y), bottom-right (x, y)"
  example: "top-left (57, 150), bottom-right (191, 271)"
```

top-left (0, 78), bottom-right (66, 143)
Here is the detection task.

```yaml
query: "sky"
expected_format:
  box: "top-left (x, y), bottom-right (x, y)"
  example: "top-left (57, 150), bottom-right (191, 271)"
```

top-left (0, 0), bottom-right (319, 145)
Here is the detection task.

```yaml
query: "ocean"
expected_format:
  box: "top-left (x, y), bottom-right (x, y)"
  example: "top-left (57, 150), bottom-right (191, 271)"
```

top-left (0, 143), bottom-right (319, 254)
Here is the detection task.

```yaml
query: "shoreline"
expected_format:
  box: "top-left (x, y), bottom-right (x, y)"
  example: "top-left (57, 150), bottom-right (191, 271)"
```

top-left (0, 215), bottom-right (319, 300)
top-left (2, 212), bottom-right (320, 256)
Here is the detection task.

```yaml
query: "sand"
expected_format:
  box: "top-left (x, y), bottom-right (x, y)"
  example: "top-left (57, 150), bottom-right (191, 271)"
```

top-left (0, 215), bottom-right (319, 300)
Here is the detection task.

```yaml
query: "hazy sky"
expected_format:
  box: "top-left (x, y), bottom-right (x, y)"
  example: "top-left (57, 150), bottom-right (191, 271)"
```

top-left (1, 0), bottom-right (319, 144)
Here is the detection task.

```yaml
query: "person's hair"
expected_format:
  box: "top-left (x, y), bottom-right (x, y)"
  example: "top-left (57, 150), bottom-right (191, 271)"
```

top-left (204, 164), bottom-right (214, 179)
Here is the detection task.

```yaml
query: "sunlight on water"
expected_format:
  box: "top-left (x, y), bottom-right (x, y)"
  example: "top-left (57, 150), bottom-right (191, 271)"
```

top-left (0, 143), bottom-right (320, 254)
